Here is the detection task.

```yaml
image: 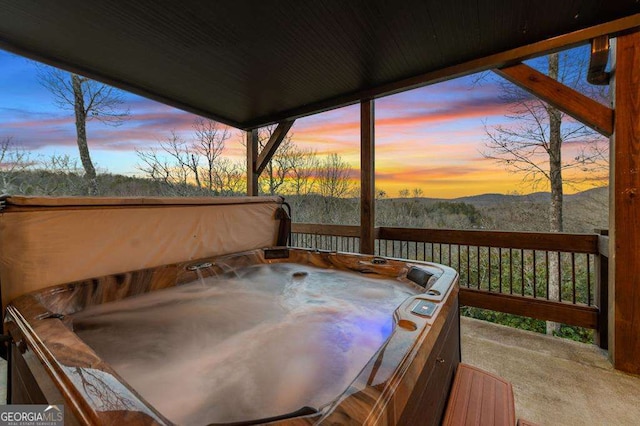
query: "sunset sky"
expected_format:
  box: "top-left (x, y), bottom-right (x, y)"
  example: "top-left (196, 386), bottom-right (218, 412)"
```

top-left (0, 45), bottom-right (607, 198)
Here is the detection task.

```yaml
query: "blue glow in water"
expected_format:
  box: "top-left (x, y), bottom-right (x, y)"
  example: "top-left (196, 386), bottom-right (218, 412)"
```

top-left (349, 314), bottom-right (395, 341)
top-left (379, 316), bottom-right (394, 339)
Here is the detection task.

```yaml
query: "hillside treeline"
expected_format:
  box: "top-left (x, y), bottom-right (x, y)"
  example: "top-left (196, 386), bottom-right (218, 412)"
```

top-left (0, 168), bottom-right (607, 235)
top-left (288, 189), bottom-right (607, 234)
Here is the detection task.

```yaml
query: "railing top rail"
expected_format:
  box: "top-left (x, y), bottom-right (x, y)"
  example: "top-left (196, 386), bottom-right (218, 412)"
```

top-left (292, 223), bottom-right (361, 237)
top-left (291, 223), bottom-right (599, 254)
top-left (378, 227), bottom-right (599, 253)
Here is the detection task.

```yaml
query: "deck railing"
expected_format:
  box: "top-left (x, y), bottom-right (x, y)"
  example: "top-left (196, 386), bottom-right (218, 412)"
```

top-left (291, 223), bottom-right (608, 345)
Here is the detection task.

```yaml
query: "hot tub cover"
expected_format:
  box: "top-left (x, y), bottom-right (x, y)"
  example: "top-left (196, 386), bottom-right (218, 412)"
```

top-left (0, 196), bottom-right (285, 307)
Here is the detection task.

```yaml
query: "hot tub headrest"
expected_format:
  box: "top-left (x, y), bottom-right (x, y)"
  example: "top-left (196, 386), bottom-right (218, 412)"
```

top-left (0, 196), bottom-right (286, 308)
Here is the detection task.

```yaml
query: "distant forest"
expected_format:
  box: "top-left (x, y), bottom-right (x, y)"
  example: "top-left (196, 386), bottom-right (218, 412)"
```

top-left (288, 187), bottom-right (608, 234)
top-left (0, 166), bottom-right (608, 234)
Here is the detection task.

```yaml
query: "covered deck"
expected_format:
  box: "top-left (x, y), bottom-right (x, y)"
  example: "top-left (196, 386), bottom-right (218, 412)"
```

top-left (1, 1), bottom-right (639, 424)
top-left (462, 317), bottom-right (640, 424)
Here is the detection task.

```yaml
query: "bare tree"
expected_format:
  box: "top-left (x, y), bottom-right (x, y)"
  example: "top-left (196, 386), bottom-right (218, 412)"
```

top-left (136, 119), bottom-right (232, 196)
top-left (212, 158), bottom-right (246, 195)
top-left (484, 53), bottom-right (607, 232)
top-left (316, 153), bottom-right (355, 217)
top-left (192, 118), bottom-right (229, 191)
top-left (38, 68), bottom-right (129, 194)
top-left (288, 146), bottom-right (319, 196)
top-left (483, 51), bottom-right (608, 334)
top-left (0, 137), bottom-right (90, 196)
top-left (395, 187), bottom-right (426, 219)
top-left (31, 153), bottom-right (85, 195)
top-left (398, 188), bottom-right (410, 198)
top-left (0, 137), bottom-right (32, 193)
top-left (316, 153), bottom-right (354, 199)
top-left (136, 132), bottom-right (194, 194)
top-left (398, 188), bottom-right (424, 198)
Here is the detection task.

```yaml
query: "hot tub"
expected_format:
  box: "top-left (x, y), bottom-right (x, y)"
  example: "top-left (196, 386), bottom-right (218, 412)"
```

top-left (5, 248), bottom-right (458, 425)
top-left (0, 197), bottom-right (459, 425)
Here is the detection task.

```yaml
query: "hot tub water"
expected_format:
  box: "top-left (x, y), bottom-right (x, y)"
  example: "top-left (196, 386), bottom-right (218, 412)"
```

top-left (71, 263), bottom-right (420, 425)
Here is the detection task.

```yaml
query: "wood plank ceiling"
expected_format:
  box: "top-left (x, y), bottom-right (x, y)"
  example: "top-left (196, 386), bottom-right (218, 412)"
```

top-left (0, 0), bottom-right (638, 130)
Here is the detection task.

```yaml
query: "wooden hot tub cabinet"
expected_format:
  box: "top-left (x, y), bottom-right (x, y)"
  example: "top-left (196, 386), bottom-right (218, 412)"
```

top-left (5, 248), bottom-right (460, 425)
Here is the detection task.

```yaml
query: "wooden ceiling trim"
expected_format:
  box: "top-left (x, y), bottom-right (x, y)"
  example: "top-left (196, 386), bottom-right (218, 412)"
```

top-left (494, 63), bottom-right (614, 137)
top-left (243, 14), bottom-right (640, 129)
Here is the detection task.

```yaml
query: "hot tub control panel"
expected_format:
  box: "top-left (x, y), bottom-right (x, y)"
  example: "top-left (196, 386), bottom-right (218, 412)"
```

top-left (411, 299), bottom-right (438, 317)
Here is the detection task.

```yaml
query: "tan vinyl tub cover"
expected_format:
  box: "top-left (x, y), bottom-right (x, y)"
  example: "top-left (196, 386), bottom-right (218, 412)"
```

top-left (0, 196), bottom-right (285, 308)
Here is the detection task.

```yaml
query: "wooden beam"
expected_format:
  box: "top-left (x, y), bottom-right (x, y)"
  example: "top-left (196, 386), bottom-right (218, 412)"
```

top-left (587, 36), bottom-right (611, 85)
top-left (291, 223), bottom-right (361, 238)
top-left (598, 233), bottom-right (610, 258)
top-left (609, 30), bottom-right (640, 374)
top-left (360, 100), bottom-right (375, 255)
top-left (494, 63), bottom-right (613, 137)
top-left (460, 288), bottom-right (599, 329)
top-left (256, 120), bottom-right (295, 176)
top-left (377, 227), bottom-right (598, 253)
top-left (243, 15), bottom-right (640, 129)
top-left (246, 129), bottom-right (259, 196)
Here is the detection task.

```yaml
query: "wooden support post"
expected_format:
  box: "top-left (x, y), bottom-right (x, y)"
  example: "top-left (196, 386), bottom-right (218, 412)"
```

top-left (246, 129), bottom-right (259, 196)
top-left (595, 230), bottom-right (609, 350)
top-left (360, 100), bottom-right (375, 255)
top-left (609, 31), bottom-right (640, 374)
top-left (494, 63), bottom-right (613, 137)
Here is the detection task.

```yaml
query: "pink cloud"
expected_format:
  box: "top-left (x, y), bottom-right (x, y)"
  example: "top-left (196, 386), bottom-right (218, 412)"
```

top-left (293, 94), bottom-right (511, 141)
top-left (376, 165), bottom-right (487, 181)
top-left (0, 101), bottom-right (244, 152)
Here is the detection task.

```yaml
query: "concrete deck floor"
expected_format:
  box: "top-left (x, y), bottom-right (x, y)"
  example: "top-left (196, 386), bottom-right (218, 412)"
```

top-left (462, 317), bottom-right (640, 425)
top-left (0, 318), bottom-right (637, 425)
